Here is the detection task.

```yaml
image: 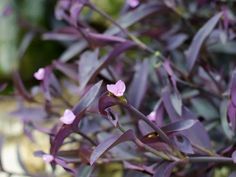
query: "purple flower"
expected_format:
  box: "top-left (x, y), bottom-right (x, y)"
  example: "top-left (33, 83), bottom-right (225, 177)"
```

top-left (127, 0), bottom-right (139, 8)
top-left (34, 68), bottom-right (45, 80)
top-left (60, 109), bottom-right (76, 125)
top-left (107, 80), bottom-right (126, 97)
top-left (42, 154), bottom-right (54, 163)
top-left (147, 111), bottom-right (156, 121)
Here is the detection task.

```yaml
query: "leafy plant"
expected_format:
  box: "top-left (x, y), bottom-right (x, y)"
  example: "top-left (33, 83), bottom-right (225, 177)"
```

top-left (1, 0), bottom-right (236, 177)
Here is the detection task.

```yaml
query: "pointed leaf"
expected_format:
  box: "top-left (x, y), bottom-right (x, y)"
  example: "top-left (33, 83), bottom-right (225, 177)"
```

top-left (73, 80), bottom-right (103, 115)
top-left (90, 129), bottom-right (135, 165)
top-left (162, 119), bottom-right (198, 133)
top-left (186, 12), bottom-right (222, 72)
top-left (128, 60), bottom-right (149, 109)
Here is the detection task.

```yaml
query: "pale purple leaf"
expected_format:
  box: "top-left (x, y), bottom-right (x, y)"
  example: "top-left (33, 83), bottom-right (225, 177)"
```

top-left (90, 129), bottom-right (135, 165)
top-left (186, 12), bottom-right (222, 72)
top-left (128, 60), bottom-right (149, 108)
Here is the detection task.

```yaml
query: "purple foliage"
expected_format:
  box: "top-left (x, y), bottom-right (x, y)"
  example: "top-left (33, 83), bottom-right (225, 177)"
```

top-left (2, 0), bottom-right (236, 177)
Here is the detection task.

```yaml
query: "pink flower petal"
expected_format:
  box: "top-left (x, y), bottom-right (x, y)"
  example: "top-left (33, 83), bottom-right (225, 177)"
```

top-left (107, 80), bottom-right (126, 97)
top-left (60, 109), bottom-right (76, 125)
top-left (34, 68), bottom-right (45, 80)
top-left (127, 0), bottom-right (139, 8)
top-left (42, 154), bottom-right (54, 163)
top-left (147, 111), bottom-right (156, 121)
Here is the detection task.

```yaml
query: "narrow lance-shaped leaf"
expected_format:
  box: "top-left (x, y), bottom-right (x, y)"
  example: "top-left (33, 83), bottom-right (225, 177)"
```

top-left (90, 129), bottom-right (135, 165)
top-left (162, 87), bottom-right (181, 121)
top-left (186, 12), bottom-right (222, 72)
top-left (73, 80), bottom-right (103, 115)
top-left (51, 81), bottom-right (103, 155)
top-left (128, 60), bottom-right (149, 109)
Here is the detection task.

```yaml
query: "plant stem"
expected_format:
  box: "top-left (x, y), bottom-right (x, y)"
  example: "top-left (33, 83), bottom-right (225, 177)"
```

top-left (123, 103), bottom-right (172, 147)
top-left (188, 156), bottom-right (233, 163)
top-left (117, 122), bottom-right (170, 160)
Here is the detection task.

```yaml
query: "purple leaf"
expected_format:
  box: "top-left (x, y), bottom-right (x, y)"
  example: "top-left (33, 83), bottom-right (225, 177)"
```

top-left (78, 50), bottom-right (100, 90)
top-left (124, 161), bottom-right (154, 175)
top-left (232, 150), bottom-right (236, 163)
top-left (166, 33), bottom-right (188, 50)
top-left (59, 41), bottom-right (87, 62)
top-left (153, 161), bottom-right (177, 177)
top-left (162, 87), bottom-right (181, 121)
top-left (79, 41), bottom-right (135, 90)
top-left (90, 129), bottom-right (135, 165)
top-left (85, 32), bottom-right (127, 47)
top-left (72, 80), bottom-right (103, 115)
top-left (230, 70), bottom-right (236, 106)
top-left (55, 158), bottom-right (77, 175)
top-left (162, 119), bottom-right (198, 133)
top-left (98, 92), bottom-right (121, 115)
top-left (12, 71), bottom-right (34, 102)
top-left (182, 122), bottom-right (211, 149)
top-left (227, 101), bottom-right (236, 132)
top-left (104, 108), bottom-right (119, 127)
top-left (105, 2), bottom-right (161, 35)
top-left (186, 12), bottom-right (222, 72)
top-left (172, 134), bottom-right (194, 154)
top-left (128, 60), bottom-right (149, 108)
top-left (51, 81), bottom-right (102, 155)
top-left (53, 61), bottom-right (78, 81)
top-left (138, 120), bottom-right (154, 136)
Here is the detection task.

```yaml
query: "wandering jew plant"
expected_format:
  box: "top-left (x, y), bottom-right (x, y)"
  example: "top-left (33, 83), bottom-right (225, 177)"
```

top-left (1, 0), bottom-right (236, 177)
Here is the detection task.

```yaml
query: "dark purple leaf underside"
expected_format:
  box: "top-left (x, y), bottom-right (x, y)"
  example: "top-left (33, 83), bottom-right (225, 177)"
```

top-left (186, 12), bottom-right (222, 72)
top-left (90, 129), bottom-right (135, 165)
top-left (51, 81), bottom-right (102, 155)
top-left (73, 80), bottom-right (103, 115)
top-left (128, 60), bottom-right (149, 109)
top-left (98, 93), bottom-right (120, 115)
top-left (153, 161), bottom-right (177, 177)
top-left (50, 124), bottom-right (74, 155)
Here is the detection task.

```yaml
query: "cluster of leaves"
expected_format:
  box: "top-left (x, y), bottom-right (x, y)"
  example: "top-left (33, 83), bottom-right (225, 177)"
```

top-left (1, 0), bottom-right (236, 177)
